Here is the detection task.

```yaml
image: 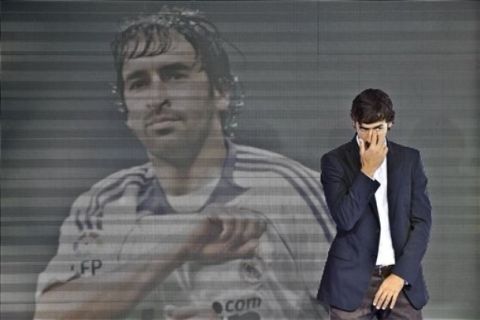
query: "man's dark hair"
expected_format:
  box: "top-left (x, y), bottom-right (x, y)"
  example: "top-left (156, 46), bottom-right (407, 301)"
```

top-left (350, 88), bottom-right (395, 124)
top-left (111, 7), bottom-right (243, 135)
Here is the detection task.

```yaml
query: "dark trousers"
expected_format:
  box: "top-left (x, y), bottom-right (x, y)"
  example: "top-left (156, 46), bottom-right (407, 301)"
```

top-left (330, 269), bottom-right (422, 320)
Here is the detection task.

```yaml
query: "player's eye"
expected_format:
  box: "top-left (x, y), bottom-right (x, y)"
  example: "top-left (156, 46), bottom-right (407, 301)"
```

top-left (128, 79), bottom-right (149, 90)
top-left (160, 70), bottom-right (188, 82)
top-left (359, 126), bottom-right (383, 132)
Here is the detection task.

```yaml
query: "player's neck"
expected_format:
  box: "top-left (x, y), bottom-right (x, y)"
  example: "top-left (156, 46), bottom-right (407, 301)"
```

top-left (150, 126), bottom-right (227, 196)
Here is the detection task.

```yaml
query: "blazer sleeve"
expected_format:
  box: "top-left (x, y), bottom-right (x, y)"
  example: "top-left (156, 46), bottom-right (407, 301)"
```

top-left (392, 150), bottom-right (432, 285)
top-left (320, 152), bottom-right (380, 232)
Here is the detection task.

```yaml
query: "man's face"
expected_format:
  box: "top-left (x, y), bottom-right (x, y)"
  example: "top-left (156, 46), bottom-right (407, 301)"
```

top-left (355, 120), bottom-right (392, 148)
top-left (122, 31), bottom-right (227, 164)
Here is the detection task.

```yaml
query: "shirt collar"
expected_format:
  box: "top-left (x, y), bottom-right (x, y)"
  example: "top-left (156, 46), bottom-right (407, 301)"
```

top-left (138, 138), bottom-right (246, 215)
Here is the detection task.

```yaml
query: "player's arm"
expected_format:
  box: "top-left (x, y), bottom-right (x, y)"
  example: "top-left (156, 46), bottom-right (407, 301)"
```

top-left (321, 132), bottom-right (386, 231)
top-left (34, 210), bottom-right (265, 320)
top-left (320, 153), bottom-right (379, 232)
top-left (34, 241), bottom-right (187, 320)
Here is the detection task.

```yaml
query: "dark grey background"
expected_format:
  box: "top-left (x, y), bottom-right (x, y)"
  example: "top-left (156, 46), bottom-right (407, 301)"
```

top-left (1, 1), bottom-right (479, 319)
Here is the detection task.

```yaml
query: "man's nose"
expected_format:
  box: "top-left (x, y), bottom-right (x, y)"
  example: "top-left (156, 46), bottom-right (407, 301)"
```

top-left (147, 78), bottom-right (170, 110)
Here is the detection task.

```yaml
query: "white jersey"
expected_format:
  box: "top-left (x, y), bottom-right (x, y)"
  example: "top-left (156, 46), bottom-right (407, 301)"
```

top-left (36, 141), bottom-right (335, 319)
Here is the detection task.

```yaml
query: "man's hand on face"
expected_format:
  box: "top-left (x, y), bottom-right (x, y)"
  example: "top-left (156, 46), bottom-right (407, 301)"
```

top-left (373, 273), bottom-right (405, 310)
top-left (183, 206), bottom-right (267, 264)
top-left (359, 130), bottom-right (388, 178)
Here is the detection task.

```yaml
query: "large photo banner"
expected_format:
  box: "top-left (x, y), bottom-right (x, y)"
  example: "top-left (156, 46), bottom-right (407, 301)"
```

top-left (1, 1), bottom-right (479, 319)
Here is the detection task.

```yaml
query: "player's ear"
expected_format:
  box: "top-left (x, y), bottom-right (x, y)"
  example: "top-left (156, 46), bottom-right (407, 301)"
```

top-left (123, 106), bottom-right (132, 129)
top-left (125, 111), bottom-right (136, 131)
top-left (214, 89), bottom-right (229, 112)
top-left (387, 122), bottom-right (393, 130)
top-left (126, 118), bottom-right (134, 130)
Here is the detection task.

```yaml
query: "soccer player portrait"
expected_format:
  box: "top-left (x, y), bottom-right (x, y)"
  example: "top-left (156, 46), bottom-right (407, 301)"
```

top-left (34, 7), bottom-right (334, 320)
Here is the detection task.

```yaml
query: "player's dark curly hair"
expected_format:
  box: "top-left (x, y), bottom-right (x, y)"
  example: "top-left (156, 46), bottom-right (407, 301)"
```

top-left (111, 7), bottom-right (243, 136)
top-left (351, 88), bottom-right (395, 124)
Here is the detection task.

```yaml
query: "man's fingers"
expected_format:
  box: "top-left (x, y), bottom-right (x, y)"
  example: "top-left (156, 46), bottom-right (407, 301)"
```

top-left (219, 217), bottom-right (236, 241)
top-left (206, 216), bottom-right (223, 236)
top-left (390, 292), bottom-right (399, 309)
top-left (373, 289), bottom-right (381, 307)
top-left (221, 216), bottom-right (252, 251)
top-left (374, 130), bottom-right (380, 146)
top-left (377, 292), bottom-right (388, 310)
top-left (194, 207), bottom-right (268, 262)
top-left (372, 274), bottom-right (404, 309)
top-left (244, 219), bottom-right (267, 240)
top-left (373, 288), bottom-right (388, 309)
top-left (243, 218), bottom-right (257, 240)
top-left (380, 293), bottom-right (392, 310)
top-left (375, 292), bottom-right (385, 309)
top-left (231, 216), bottom-right (247, 245)
top-left (234, 239), bottom-right (260, 257)
top-left (359, 139), bottom-right (365, 156)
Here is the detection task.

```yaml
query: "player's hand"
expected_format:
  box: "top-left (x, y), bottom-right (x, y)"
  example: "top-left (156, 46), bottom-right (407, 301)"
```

top-left (184, 206), bottom-right (267, 263)
top-left (373, 273), bottom-right (405, 310)
top-left (359, 131), bottom-right (388, 178)
top-left (165, 305), bottom-right (218, 320)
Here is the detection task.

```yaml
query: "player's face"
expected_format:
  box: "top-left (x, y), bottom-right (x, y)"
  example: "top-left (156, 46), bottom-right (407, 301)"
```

top-left (122, 32), bottom-right (228, 164)
top-left (355, 120), bottom-right (392, 147)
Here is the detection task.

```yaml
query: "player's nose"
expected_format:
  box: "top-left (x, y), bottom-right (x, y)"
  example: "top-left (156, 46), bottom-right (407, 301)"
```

top-left (147, 78), bottom-right (171, 111)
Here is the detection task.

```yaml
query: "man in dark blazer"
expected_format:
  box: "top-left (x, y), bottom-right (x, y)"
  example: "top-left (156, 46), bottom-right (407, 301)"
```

top-left (317, 89), bottom-right (432, 319)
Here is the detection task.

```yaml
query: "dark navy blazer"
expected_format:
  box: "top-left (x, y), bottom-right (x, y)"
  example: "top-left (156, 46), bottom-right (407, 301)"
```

top-left (317, 138), bottom-right (432, 311)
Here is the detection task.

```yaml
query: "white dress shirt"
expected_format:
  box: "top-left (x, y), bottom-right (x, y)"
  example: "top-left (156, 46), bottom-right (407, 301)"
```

top-left (372, 157), bottom-right (396, 266)
top-left (357, 136), bottom-right (396, 266)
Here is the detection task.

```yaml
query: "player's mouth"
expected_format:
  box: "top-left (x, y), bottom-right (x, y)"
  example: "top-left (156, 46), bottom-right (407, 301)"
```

top-left (146, 115), bottom-right (182, 133)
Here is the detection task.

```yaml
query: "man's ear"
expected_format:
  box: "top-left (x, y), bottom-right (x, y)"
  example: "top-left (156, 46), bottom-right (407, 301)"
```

top-left (124, 109), bottom-right (135, 131)
top-left (387, 122), bottom-right (393, 130)
top-left (126, 118), bottom-right (133, 130)
top-left (215, 90), bottom-right (230, 112)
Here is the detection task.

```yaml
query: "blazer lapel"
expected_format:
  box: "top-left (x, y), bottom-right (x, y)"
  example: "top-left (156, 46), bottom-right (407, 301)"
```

top-left (346, 138), bottom-right (361, 174)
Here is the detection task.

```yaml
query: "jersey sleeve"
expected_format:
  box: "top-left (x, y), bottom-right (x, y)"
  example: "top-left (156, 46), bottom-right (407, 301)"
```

top-left (35, 183), bottom-right (140, 299)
